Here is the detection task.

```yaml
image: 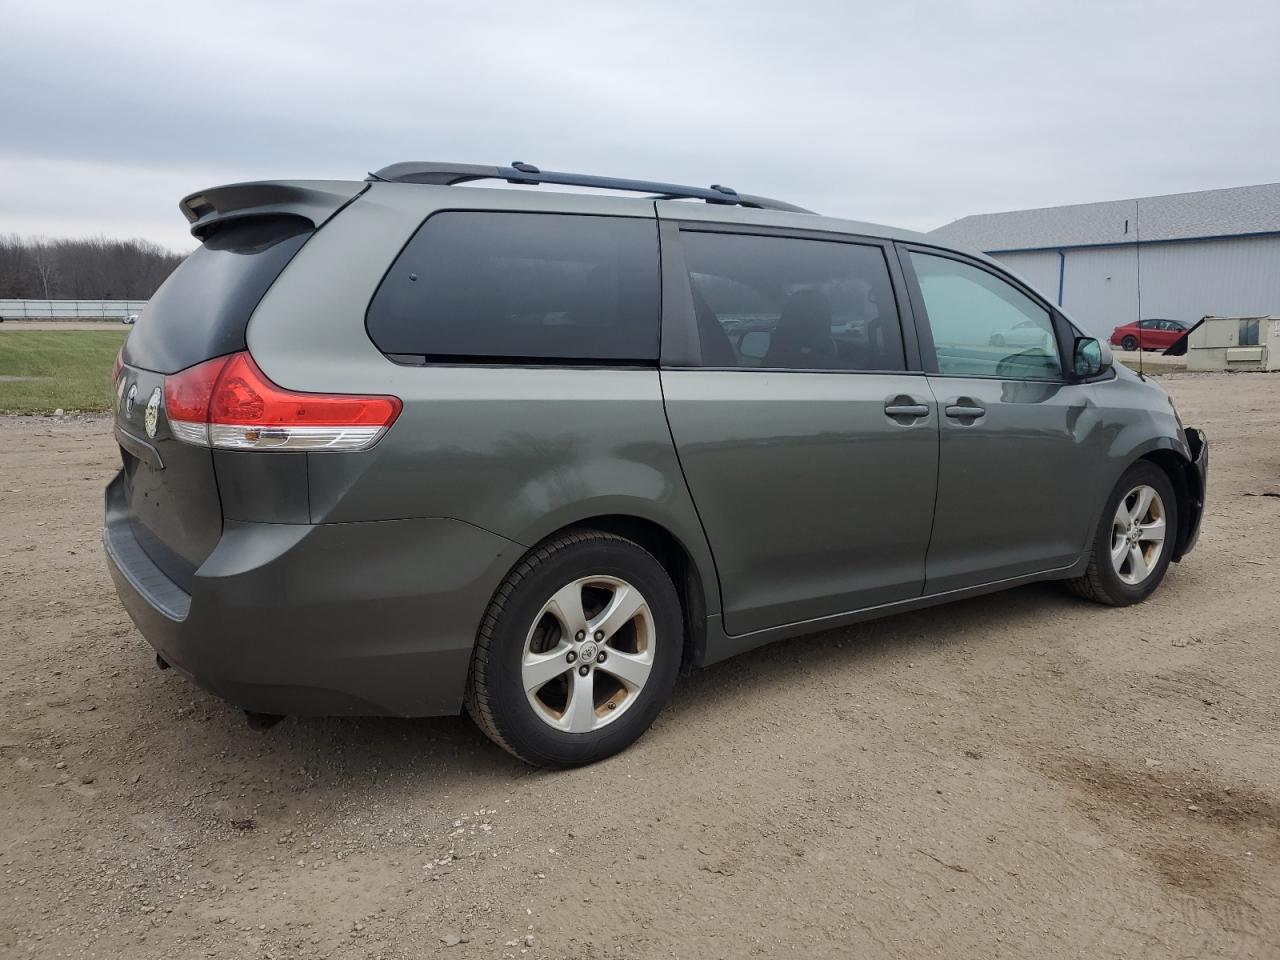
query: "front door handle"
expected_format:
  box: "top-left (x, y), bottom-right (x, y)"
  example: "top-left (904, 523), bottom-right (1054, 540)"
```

top-left (884, 397), bottom-right (930, 421)
top-left (944, 401), bottom-right (987, 420)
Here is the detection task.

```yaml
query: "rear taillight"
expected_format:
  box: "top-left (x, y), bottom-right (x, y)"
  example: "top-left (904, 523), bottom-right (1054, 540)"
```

top-left (113, 348), bottom-right (124, 383)
top-left (163, 351), bottom-right (401, 452)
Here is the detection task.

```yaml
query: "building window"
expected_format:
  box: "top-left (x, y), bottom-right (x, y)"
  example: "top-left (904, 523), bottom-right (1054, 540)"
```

top-left (1239, 318), bottom-right (1260, 346)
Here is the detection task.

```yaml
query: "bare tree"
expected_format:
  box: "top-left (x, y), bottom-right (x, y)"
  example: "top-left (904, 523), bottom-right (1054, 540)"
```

top-left (0, 234), bottom-right (184, 299)
top-left (29, 238), bottom-right (58, 298)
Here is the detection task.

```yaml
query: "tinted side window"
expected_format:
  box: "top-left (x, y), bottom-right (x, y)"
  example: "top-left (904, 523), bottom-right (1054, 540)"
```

top-left (367, 212), bottom-right (659, 362)
top-left (679, 231), bottom-right (905, 371)
top-left (909, 252), bottom-right (1061, 380)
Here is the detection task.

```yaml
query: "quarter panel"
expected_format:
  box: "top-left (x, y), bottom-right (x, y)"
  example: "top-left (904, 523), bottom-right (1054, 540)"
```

top-left (199, 517), bottom-right (520, 716)
top-left (244, 184), bottom-right (721, 615)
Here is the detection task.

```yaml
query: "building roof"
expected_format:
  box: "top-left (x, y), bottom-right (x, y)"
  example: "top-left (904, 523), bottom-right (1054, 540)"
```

top-left (929, 181), bottom-right (1280, 253)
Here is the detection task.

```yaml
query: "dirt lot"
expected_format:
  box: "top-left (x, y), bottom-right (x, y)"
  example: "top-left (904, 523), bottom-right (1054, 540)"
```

top-left (2, 373), bottom-right (1277, 959)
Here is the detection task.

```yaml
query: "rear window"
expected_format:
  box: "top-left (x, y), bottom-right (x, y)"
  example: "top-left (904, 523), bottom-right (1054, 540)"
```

top-left (123, 216), bottom-right (312, 374)
top-left (366, 212), bottom-right (659, 362)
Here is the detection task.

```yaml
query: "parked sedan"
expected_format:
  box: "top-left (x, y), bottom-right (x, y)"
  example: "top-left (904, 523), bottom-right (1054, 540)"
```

top-left (989, 319), bottom-right (1054, 350)
top-left (1110, 318), bottom-right (1188, 352)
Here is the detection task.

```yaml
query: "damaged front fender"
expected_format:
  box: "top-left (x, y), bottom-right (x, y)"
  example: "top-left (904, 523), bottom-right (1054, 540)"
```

top-left (1173, 427), bottom-right (1208, 561)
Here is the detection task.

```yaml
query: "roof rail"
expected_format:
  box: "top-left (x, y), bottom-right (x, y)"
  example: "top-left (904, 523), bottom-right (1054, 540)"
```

top-left (367, 161), bottom-right (815, 214)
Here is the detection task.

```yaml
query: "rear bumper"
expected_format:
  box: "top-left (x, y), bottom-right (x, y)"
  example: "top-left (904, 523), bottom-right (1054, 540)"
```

top-left (103, 472), bottom-right (521, 717)
top-left (1175, 427), bottom-right (1208, 560)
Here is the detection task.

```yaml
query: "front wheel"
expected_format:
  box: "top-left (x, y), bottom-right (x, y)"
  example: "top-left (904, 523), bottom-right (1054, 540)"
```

top-left (1121, 335), bottom-right (1138, 351)
top-left (1066, 462), bottom-right (1178, 606)
top-left (465, 530), bottom-right (683, 767)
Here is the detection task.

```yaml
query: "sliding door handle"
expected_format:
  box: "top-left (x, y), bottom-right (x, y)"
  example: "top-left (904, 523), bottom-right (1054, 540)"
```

top-left (884, 396), bottom-right (931, 422)
top-left (885, 403), bottom-right (930, 417)
top-left (944, 401), bottom-right (986, 420)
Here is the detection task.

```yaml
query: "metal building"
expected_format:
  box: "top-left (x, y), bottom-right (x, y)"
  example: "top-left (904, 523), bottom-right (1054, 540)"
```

top-left (928, 182), bottom-right (1280, 339)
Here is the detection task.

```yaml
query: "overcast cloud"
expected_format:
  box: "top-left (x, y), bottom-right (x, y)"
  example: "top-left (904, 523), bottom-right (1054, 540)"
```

top-left (2, 0), bottom-right (1278, 252)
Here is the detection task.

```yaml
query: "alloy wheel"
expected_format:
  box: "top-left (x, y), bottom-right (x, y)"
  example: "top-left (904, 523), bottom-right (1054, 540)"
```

top-left (521, 575), bottom-right (655, 733)
top-left (1111, 484), bottom-right (1167, 585)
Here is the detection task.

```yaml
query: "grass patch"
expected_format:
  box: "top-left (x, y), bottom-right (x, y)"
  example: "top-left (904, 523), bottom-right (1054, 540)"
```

top-left (0, 330), bottom-right (128, 414)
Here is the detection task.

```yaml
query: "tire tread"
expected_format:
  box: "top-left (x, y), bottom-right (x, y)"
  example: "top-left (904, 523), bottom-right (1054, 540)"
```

top-left (1064, 551), bottom-right (1113, 604)
top-left (1065, 461), bottom-right (1176, 607)
top-left (464, 529), bottom-right (666, 765)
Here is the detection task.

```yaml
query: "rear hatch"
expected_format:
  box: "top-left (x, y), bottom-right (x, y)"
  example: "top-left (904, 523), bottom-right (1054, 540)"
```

top-left (113, 180), bottom-right (364, 590)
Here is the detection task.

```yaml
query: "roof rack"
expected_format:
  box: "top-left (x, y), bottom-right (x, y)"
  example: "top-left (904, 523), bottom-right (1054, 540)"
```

top-left (367, 161), bottom-right (815, 214)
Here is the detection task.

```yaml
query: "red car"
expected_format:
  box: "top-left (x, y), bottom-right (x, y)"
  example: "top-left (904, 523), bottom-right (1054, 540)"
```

top-left (1110, 318), bottom-right (1189, 352)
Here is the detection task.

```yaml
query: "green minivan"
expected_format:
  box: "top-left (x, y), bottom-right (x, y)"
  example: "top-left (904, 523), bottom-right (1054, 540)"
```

top-left (105, 162), bottom-right (1207, 765)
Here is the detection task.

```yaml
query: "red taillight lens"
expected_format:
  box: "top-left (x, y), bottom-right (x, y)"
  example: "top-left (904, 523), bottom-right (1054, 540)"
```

top-left (112, 348), bottom-right (124, 384)
top-left (163, 352), bottom-right (401, 451)
top-left (164, 354), bottom-right (227, 424)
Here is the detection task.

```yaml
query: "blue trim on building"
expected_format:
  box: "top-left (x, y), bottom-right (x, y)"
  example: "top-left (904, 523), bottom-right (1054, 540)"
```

top-left (985, 228), bottom-right (1280, 256)
top-left (1056, 251), bottom-right (1065, 306)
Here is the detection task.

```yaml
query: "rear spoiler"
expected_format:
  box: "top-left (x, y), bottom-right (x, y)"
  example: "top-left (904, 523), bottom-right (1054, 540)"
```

top-left (179, 180), bottom-right (368, 240)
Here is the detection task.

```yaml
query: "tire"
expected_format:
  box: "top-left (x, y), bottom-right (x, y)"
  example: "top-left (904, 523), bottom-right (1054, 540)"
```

top-left (1066, 462), bottom-right (1178, 606)
top-left (990, 334), bottom-right (1006, 347)
top-left (465, 530), bottom-right (683, 767)
top-left (1121, 335), bottom-right (1138, 352)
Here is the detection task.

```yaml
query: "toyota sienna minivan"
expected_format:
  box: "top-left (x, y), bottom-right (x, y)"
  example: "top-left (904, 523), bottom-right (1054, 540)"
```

top-left (105, 162), bottom-right (1208, 766)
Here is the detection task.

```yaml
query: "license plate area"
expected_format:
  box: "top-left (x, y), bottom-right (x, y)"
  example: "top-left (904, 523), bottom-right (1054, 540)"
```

top-left (115, 425), bottom-right (164, 472)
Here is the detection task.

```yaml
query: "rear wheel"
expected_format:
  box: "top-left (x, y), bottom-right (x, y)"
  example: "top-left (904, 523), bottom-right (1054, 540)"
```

top-left (1066, 462), bottom-right (1177, 606)
top-left (1121, 334), bottom-right (1138, 351)
top-left (465, 530), bottom-right (682, 767)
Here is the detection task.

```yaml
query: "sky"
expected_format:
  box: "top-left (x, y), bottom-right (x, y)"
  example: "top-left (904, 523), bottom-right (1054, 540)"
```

top-left (2, 0), bottom-right (1279, 253)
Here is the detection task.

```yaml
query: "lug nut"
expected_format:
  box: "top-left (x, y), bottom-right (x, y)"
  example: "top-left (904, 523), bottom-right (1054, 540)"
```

top-left (566, 651), bottom-right (577, 664)
top-left (596, 650), bottom-right (607, 663)
top-left (575, 630), bottom-right (585, 641)
top-left (594, 630), bottom-right (604, 641)
top-left (578, 665), bottom-right (590, 677)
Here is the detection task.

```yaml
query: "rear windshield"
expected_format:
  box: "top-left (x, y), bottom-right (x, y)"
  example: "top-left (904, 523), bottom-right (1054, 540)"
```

top-left (366, 211), bottom-right (659, 363)
top-left (123, 216), bottom-right (312, 374)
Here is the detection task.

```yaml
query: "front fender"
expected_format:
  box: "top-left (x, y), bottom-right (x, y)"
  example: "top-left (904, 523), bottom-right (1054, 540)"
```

top-left (1090, 427), bottom-right (1205, 564)
top-left (1172, 428), bottom-right (1208, 559)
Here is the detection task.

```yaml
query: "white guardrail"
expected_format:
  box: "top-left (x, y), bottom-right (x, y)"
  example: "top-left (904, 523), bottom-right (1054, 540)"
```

top-left (0, 299), bottom-right (148, 320)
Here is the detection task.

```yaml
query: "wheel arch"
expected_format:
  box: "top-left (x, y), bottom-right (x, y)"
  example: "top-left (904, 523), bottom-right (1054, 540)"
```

top-left (1138, 447), bottom-right (1202, 562)
top-left (527, 513), bottom-right (712, 675)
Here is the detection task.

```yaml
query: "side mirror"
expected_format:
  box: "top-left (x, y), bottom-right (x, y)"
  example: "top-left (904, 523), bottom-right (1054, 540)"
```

top-left (1072, 336), bottom-right (1111, 379)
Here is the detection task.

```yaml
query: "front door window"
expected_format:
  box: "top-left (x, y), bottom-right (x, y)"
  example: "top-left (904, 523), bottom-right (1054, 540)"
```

top-left (909, 252), bottom-right (1061, 380)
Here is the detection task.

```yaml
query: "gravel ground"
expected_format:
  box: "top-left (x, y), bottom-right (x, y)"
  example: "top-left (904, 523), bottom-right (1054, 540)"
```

top-left (1, 373), bottom-right (1278, 959)
top-left (1114, 349), bottom-right (1186, 373)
